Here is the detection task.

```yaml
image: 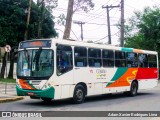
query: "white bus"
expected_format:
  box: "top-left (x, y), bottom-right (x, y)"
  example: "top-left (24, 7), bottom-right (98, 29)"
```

top-left (16, 39), bottom-right (158, 103)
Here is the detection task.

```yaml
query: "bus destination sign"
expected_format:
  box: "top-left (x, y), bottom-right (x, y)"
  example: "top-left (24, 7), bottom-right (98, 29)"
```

top-left (19, 40), bottom-right (51, 49)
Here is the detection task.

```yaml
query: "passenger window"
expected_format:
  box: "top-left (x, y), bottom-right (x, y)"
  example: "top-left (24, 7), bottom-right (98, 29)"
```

top-left (115, 51), bottom-right (126, 67)
top-left (148, 55), bottom-right (157, 67)
top-left (126, 52), bottom-right (138, 67)
top-left (138, 54), bottom-right (148, 67)
top-left (88, 48), bottom-right (101, 67)
top-left (102, 50), bottom-right (114, 67)
top-left (57, 45), bottom-right (73, 75)
top-left (74, 47), bottom-right (87, 67)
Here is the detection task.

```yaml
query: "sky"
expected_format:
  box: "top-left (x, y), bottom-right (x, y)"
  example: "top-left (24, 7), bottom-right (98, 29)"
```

top-left (53, 0), bottom-right (160, 45)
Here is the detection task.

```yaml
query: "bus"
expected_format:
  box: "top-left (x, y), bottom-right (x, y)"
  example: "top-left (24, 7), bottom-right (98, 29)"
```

top-left (16, 39), bottom-right (159, 104)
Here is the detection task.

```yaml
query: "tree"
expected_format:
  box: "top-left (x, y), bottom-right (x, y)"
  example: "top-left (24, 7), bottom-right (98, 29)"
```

top-left (24, 0), bottom-right (32, 40)
top-left (36, 0), bottom-right (58, 38)
top-left (0, 0), bottom-right (57, 46)
top-left (0, 0), bottom-right (57, 78)
top-left (124, 6), bottom-right (160, 52)
top-left (63, 0), bottom-right (94, 39)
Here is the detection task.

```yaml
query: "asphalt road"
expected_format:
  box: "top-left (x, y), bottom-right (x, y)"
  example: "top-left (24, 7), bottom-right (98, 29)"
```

top-left (0, 83), bottom-right (160, 120)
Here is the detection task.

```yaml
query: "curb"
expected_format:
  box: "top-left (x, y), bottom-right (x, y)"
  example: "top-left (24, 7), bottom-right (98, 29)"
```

top-left (0, 96), bottom-right (24, 103)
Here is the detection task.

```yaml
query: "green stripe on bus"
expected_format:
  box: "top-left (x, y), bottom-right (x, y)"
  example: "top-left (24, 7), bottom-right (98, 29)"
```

top-left (107, 68), bottom-right (128, 86)
top-left (111, 68), bottom-right (128, 81)
top-left (16, 85), bottom-right (55, 99)
top-left (121, 48), bottom-right (133, 52)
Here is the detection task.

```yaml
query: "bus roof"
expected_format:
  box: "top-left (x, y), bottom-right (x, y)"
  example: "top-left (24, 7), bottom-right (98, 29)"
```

top-left (20, 38), bottom-right (158, 55)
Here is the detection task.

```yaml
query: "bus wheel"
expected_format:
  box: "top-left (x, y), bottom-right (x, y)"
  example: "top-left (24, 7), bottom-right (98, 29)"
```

top-left (41, 97), bottom-right (52, 102)
top-left (73, 85), bottom-right (85, 104)
top-left (130, 81), bottom-right (138, 96)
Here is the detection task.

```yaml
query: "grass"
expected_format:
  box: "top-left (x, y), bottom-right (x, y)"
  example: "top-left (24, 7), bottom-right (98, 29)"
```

top-left (0, 78), bottom-right (16, 83)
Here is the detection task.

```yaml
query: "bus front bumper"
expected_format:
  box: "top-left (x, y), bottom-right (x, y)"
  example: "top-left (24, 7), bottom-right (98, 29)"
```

top-left (16, 85), bottom-right (55, 99)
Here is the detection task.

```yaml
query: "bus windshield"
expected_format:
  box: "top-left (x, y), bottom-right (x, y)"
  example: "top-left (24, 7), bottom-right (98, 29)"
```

top-left (17, 49), bottom-right (54, 79)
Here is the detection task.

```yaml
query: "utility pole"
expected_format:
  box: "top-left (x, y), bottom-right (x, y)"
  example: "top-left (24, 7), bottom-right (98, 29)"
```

top-left (120, 0), bottom-right (124, 47)
top-left (74, 21), bottom-right (85, 41)
top-left (102, 5), bottom-right (120, 44)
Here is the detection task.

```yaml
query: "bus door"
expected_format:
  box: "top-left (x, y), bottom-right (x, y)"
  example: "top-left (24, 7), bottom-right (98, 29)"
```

top-left (56, 45), bottom-right (74, 98)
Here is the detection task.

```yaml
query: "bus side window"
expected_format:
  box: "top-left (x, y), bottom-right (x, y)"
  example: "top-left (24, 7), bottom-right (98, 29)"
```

top-left (115, 51), bottom-right (126, 67)
top-left (74, 47), bottom-right (87, 67)
top-left (57, 45), bottom-right (73, 75)
top-left (88, 48), bottom-right (101, 67)
top-left (148, 55), bottom-right (157, 68)
top-left (102, 50), bottom-right (114, 67)
top-left (126, 52), bottom-right (138, 67)
top-left (138, 54), bottom-right (148, 68)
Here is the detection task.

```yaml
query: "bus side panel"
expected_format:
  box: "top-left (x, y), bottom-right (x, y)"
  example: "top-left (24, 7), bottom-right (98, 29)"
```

top-left (136, 68), bottom-right (158, 79)
top-left (74, 68), bottom-right (117, 96)
top-left (138, 79), bottom-right (158, 90)
top-left (54, 86), bottom-right (61, 99)
top-left (94, 83), bottom-right (103, 95)
top-left (54, 70), bottom-right (74, 99)
top-left (54, 85), bottom-right (75, 99)
top-left (103, 83), bottom-right (130, 94)
top-left (136, 68), bottom-right (158, 90)
top-left (87, 83), bottom-right (94, 95)
top-left (61, 85), bottom-right (70, 99)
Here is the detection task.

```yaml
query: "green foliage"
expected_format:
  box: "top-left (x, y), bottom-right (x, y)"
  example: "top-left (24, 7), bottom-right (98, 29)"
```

top-left (124, 33), bottom-right (145, 49)
top-left (0, 78), bottom-right (16, 83)
top-left (0, 0), bottom-right (57, 47)
top-left (124, 6), bottom-right (160, 52)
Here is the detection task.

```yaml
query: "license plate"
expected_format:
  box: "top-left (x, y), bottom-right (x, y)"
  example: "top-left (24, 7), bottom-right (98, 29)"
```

top-left (28, 92), bottom-right (34, 96)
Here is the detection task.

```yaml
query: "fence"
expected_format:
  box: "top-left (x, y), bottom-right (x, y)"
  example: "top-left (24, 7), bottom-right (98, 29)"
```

top-left (0, 63), bottom-right (17, 79)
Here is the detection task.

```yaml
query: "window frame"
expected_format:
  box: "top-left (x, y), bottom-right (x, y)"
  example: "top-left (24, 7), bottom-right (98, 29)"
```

top-left (56, 45), bottom-right (73, 76)
top-left (102, 49), bottom-right (114, 67)
top-left (115, 51), bottom-right (126, 67)
top-left (148, 54), bottom-right (157, 68)
top-left (138, 53), bottom-right (148, 68)
top-left (74, 46), bottom-right (87, 67)
top-left (88, 48), bottom-right (102, 67)
top-left (126, 52), bottom-right (138, 68)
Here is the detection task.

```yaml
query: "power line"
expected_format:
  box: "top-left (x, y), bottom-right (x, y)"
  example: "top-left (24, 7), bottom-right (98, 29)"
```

top-left (54, 8), bottom-right (106, 18)
top-left (151, 0), bottom-right (160, 5)
top-left (83, 10), bottom-right (106, 22)
top-left (73, 21), bottom-right (85, 41)
top-left (94, 36), bottom-right (109, 43)
top-left (124, 4), bottom-right (141, 11)
top-left (82, 0), bottom-right (121, 23)
top-left (71, 29), bottom-right (79, 40)
top-left (94, 31), bottom-right (120, 43)
top-left (79, 0), bottom-right (112, 21)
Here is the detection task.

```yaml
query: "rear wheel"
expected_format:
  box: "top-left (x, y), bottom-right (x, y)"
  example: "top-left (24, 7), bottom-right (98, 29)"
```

top-left (130, 81), bottom-right (138, 96)
top-left (73, 85), bottom-right (85, 104)
top-left (41, 97), bottom-right (52, 102)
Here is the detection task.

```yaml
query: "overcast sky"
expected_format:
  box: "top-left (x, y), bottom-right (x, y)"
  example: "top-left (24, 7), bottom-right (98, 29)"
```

top-left (53, 0), bottom-right (159, 45)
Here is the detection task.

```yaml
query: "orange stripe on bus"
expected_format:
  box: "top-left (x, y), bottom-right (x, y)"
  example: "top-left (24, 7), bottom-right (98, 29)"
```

top-left (19, 79), bottom-right (35, 90)
top-left (133, 49), bottom-right (143, 53)
top-left (107, 68), bottom-right (138, 88)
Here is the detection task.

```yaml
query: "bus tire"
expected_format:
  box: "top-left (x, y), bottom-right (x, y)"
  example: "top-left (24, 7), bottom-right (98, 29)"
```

top-left (130, 81), bottom-right (138, 96)
top-left (41, 97), bottom-right (52, 102)
top-left (73, 85), bottom-right (85, 104)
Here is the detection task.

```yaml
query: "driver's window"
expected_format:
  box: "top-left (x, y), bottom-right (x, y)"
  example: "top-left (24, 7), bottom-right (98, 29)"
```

top-left (57, 45), bottom-right (73, 75)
